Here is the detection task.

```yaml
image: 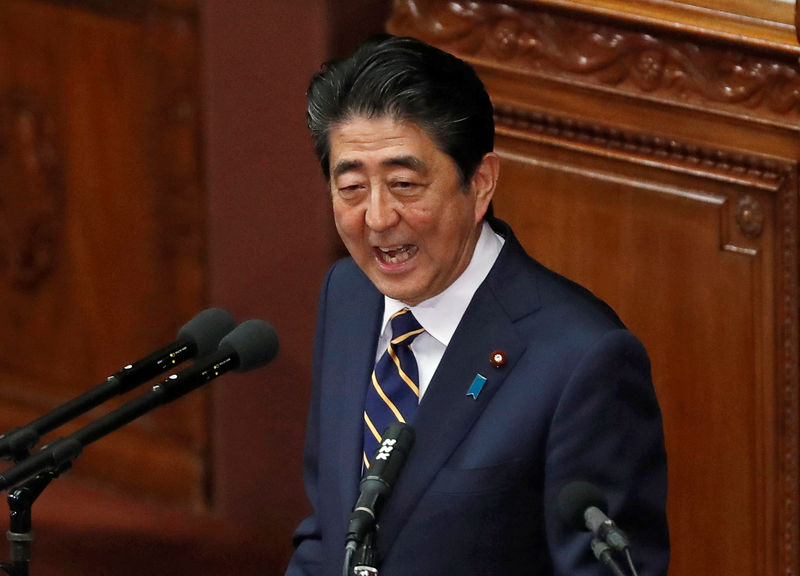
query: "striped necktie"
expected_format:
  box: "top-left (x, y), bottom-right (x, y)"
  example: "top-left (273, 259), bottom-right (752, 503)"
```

top-left (362, 308), bottom-right (424, 470)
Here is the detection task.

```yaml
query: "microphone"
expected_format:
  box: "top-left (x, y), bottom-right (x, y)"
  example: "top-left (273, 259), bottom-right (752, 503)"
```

top-left (148, 318), bottom-right (279, 403)
top-left (557, 480), bottom-right (630, 551)
top-left (345, 422), bottom-right (415, 547)
top-left (0, 318), bottom-right (279, 492)
top-left (0, 307), bottom-right (236, 460)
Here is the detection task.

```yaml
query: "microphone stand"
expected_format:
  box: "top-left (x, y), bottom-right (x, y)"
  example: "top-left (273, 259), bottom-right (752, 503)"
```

top-left (349, 528), bottom-right (379, 576)
top-left (0, 341), bottom-right (197, 462)
top-left (0, 464), bottom-right (70, 576)
top-left (590, 538), bottom-right (628, 576)
top-left (0, 360), bottom-right (233, 574)
top-left (0, 364), bottom-right (230, 493)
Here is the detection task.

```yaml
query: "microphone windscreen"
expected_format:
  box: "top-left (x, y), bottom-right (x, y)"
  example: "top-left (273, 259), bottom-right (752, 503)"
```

top-left (557, 480), bottom-right (608, 530)
top-left (220, 319), bottom-right (280, 371)
top-left (365, 422), bottom-right (415, 484)
top-left (177, 308), bottom-right (237, 356)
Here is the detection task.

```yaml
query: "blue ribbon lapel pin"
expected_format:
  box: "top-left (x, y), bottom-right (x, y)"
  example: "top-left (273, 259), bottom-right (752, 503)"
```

top-left (467, 374), bottom-right (487, 400)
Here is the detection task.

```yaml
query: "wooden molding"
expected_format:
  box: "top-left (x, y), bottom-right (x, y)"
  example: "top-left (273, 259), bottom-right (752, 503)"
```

top-left (388, 0), bottom-right (800, 128)
top-left (778, 165), bottom-right (799, 576)
top-left (493, 102), bottom-right (791, 190)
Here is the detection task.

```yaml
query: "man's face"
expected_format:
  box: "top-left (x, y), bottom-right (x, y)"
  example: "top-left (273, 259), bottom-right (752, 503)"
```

top-left (328, 116), bottom-right (495, 306)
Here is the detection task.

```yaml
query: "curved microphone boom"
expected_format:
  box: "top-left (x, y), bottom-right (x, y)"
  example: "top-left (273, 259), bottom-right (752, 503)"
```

top-left (0, 319), bottom-right (279, 492)
top-left (0, 308), bottom-right (236, 461)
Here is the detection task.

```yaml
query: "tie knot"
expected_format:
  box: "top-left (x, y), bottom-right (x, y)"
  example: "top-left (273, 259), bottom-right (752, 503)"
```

top-left (390, 308), bottom-right (424, 347)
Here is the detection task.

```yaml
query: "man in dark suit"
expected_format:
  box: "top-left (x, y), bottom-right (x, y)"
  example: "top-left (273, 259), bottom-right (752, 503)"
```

top-left (286, 35), bottom-right (669, 576)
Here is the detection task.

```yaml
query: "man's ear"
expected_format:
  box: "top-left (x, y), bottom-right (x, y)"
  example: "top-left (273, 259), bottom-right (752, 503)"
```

top-left (471, 152), bottom-right (500, 222)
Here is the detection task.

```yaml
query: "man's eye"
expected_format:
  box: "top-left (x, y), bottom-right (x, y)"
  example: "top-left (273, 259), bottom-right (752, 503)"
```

top-left (391, 181), bottom-right (417, 191)
top-left (338, 184), bottom-right (363, 196)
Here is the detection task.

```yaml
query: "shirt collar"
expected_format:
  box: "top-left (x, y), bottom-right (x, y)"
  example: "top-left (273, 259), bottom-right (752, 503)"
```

top-left (382, 220), bottom-right (504, 345)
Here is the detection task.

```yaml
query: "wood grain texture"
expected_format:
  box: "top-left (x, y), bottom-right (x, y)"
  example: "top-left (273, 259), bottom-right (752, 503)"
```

top-left (0, 0), bottom-right (206, 505)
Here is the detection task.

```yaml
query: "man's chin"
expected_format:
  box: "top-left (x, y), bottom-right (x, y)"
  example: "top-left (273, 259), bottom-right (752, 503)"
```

top-left (372, 281), bottom-right (423, 306)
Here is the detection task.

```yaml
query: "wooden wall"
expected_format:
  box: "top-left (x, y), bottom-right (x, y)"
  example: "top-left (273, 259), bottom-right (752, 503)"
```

top-left (388, 0), bottom-right (800, 575)
top-left (202, 0), bottom-right (333, 559)
top-left (0, 0), bottom-right (207, 506)
top-left (0, 0), bottom-right (389, 573)
top-left (204, 0), bottom-right (391, 567)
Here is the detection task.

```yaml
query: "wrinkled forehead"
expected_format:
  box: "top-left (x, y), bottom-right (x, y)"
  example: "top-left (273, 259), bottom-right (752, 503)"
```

top-left (328, 115), bottom-right (446, 170)
top-left (327, 116), bottom-right (451, 179)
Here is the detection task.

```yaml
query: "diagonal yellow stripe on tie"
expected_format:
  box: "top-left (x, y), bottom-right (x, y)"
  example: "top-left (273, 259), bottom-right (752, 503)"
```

top-left (370, 371), bottom-right (407, 423)
top-left (364, 411), bottom-right (381, 443)
top-left (391, 327), bottom-right (425, 345)
top-left (390, 308), bottom-right (410, 321)
top-left (386, 345), bottom-right (420, 396)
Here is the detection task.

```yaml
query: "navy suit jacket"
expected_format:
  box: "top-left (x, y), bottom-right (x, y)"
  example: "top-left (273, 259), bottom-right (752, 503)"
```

top-left (286, 219), bottom-right (669, 576)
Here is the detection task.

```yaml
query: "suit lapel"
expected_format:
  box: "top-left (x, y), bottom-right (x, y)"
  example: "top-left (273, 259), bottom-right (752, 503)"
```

top-left (325, 266), bottom-right (384, 529)
top-left (374, 224), bottom-right (542, 551)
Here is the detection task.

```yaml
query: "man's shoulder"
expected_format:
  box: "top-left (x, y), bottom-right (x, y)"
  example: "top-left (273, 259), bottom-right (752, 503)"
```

top-left (322, 256), bottom-right (379, 300)
top-left (326, 256), bottom-right (368, 285)
top-left (488, 220), bottom-right (626, 332)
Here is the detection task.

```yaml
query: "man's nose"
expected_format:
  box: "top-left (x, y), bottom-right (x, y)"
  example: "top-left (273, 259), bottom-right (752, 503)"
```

top-left (364, 189), bottom-right (400, 231)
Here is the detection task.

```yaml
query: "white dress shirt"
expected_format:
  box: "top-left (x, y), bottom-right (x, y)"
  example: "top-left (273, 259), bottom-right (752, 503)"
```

top-left (376, 221), bottom-right (504, 399)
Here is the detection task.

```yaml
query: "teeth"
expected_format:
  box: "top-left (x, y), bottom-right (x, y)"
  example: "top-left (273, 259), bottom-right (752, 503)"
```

top-left (378, 245), bottom-right (417, 264)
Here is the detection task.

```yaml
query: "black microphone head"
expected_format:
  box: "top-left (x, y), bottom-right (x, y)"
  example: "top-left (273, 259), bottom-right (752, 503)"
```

top-left (219, 318), bottom-right (279, 371)
top-left (557, 480), bottom-right (608, 531)
top-left (364, 422), bottom-right (415, 483)
top-left (177, 308), bottom-right (237, 357)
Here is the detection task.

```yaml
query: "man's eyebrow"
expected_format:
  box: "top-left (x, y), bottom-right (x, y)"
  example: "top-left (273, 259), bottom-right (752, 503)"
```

top-left (331, 155), bottom-right (428, 179)
top-left (332, 159), bottom-right (363, 179)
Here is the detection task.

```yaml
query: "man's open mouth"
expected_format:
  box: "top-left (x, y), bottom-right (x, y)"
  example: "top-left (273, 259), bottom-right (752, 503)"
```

top-left (376, 245), bottom-right (418, 264)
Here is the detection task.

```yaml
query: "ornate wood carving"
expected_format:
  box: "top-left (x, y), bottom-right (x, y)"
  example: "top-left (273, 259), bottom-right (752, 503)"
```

top-left (0, 91), bottom-right (64, 291)
top-left (736, 195), bottom-right (764, 238)
top-left (493, 103), bottom-right (789, 187)
top-left (388, 0), bottom-right (800, 125)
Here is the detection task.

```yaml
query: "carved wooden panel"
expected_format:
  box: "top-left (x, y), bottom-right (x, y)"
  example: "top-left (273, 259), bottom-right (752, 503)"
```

top-left (389, 1), bottom-right (799, 575)
top-left (0, 0), bottom-right (205, 505)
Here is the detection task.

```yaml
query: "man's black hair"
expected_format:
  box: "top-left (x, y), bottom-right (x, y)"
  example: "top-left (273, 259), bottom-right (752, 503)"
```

top-left (306, 34), bottom-right (495, 187)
